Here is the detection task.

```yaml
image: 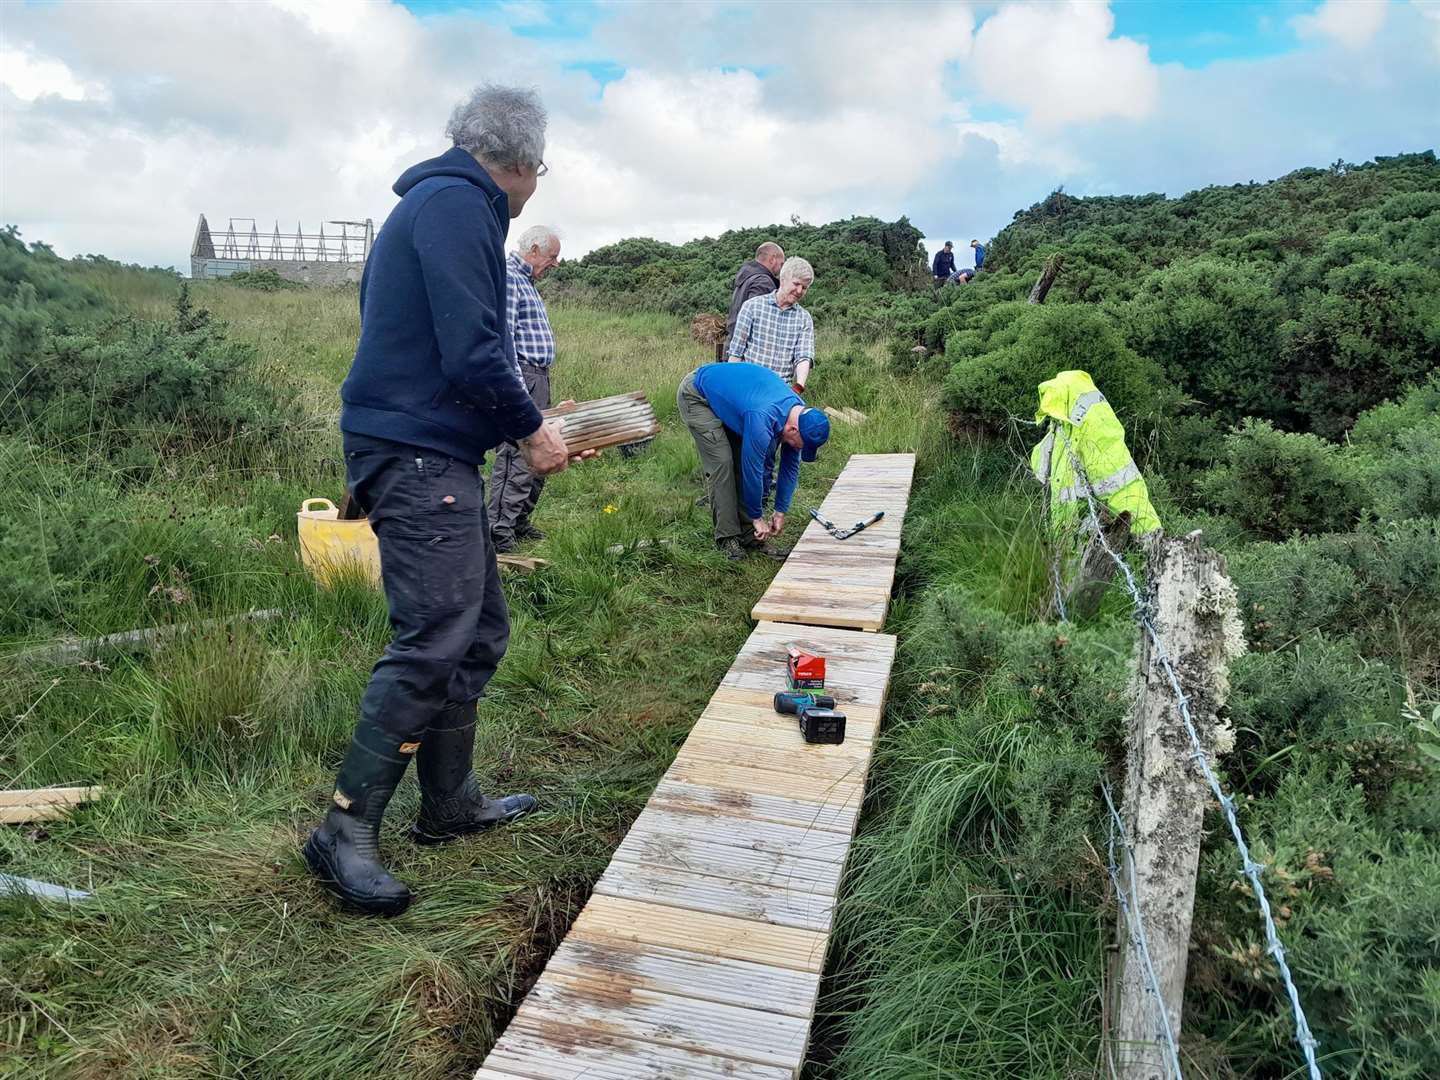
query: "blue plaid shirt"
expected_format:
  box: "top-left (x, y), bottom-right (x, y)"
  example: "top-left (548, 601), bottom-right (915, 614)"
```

top-left (506, 252), bottom-right (556, 370)
top-left (726, 292), bottom-right (815, 383)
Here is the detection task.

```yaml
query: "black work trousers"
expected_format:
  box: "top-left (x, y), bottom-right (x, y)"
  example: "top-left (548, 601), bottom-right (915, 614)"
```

top-left (343, 433), bottom-right (509, 745)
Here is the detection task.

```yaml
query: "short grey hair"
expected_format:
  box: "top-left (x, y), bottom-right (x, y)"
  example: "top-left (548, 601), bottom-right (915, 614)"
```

top-left (756, 241), bottom-right (784, 261)
top-left (779, 256), bottom-right (814, 285)
top-left (446, 84), bottom-right (547, 168)
top-left (516, 225), bottom-right (560, 254)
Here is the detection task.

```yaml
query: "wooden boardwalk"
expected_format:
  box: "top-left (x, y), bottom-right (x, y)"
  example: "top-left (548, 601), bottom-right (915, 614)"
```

top-left (477, 453), bottom-right (913, 1080)
top-left (751, 453), bottom-right (915, 632)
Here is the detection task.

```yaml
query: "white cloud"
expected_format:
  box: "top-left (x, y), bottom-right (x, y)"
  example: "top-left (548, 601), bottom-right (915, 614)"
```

top-left (0, 0), bottom-right (1435, 277)
top-left (1293, 0), bottom-right (1389, 49)
top-left (1413, 0), bottom-right (1440, 58)
top-left (0, 46), bottom-right (98, 102)
top-left (971, 1), bottom-right (1159, 128)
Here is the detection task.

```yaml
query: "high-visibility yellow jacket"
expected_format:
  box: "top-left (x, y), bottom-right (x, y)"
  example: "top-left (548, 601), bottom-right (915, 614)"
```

top-left (1029, 370), bottom-right (1161, 536)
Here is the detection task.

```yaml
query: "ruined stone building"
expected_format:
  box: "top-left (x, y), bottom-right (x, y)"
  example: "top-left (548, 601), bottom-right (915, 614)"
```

top-left (190, 215), bottom-right (373, 285)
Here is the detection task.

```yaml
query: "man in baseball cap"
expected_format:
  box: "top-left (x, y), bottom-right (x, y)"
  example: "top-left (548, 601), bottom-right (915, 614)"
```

top-left (677, 362), bottom-right (831, 560)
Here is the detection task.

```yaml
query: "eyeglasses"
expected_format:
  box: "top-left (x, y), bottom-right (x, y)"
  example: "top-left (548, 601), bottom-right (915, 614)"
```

top-left (536, 161), bottom-right (549, 177)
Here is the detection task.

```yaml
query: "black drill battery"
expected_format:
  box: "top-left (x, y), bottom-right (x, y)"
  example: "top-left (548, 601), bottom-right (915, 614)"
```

top-left (797, 706), bottom-right (846, 745)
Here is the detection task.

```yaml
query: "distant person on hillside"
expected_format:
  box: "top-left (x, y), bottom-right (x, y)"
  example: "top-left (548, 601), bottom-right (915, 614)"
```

top-left (306, 85), bottom-right (596, 918)
top-left (971, 238), bottom-right (986, 270)
top-left (678, 362), bottom-right (830, 560)
top-left (490, 224), bottom-right (562, 554)
top-left (933, 240), bottom-right (956, 281)
top-left (720, 241), bottom-right (784, 363)
top-left (727, 256), bottom-right (816, 393)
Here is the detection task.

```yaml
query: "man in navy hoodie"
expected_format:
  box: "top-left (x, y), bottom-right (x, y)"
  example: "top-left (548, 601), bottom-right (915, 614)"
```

top-left (304, 85), bottom-right (586, 916)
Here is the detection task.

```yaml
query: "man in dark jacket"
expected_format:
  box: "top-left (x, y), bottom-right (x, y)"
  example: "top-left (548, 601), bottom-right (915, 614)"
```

top-left (932, 241), bottom-right (956, 281)
top-left (718, 242), bottom-right (784, 362)
top-left (304, 85), bottom-right (590, 917)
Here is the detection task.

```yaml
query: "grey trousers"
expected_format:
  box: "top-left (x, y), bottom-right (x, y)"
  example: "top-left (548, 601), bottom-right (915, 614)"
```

top-left (488, 362), bottom-right (552, 540)
top-left (678, 372), bottom-right (753, 544)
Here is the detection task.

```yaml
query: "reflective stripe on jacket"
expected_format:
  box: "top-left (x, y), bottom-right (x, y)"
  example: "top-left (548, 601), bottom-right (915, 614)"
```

top-left (1028, 370), bottom-right (1161, 536)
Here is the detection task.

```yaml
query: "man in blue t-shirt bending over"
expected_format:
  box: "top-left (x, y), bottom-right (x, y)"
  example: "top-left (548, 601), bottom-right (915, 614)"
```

top-left (677, 362), bottom-right (830, 560)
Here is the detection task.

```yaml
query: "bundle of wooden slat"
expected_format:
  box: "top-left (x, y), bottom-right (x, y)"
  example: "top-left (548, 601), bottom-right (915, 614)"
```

top-left (544, 391), bottom-right (660, 455)
top-left (1, 786), bottom-right (105, 825)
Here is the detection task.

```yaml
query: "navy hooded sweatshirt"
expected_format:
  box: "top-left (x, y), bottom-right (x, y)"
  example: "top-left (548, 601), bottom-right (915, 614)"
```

top-left (339, 146), bottom-right (544, 465)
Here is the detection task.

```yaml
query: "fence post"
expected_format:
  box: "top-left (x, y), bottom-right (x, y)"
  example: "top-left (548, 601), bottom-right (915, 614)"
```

top-left (1109, 531), bottom-right (1245, 1077)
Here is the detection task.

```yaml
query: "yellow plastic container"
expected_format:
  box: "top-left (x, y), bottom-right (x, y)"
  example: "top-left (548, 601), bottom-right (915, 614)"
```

top-left (296, 498), bottom-right (382, 587)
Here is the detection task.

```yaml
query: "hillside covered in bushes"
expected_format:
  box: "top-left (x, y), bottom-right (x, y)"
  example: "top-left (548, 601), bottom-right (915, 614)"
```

top-left (545, 215), bottom-right (929, 337)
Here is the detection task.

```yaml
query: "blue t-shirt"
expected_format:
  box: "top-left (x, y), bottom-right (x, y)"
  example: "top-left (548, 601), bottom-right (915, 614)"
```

top-left (691, 363), bottom-right (803, 519)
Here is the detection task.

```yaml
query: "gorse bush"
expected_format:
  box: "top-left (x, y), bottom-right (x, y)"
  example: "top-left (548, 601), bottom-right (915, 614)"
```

top-left (941, 301), bottom-right (1182, 440)
top-left (915, 151), bottom-right (1440, 438)
top-left (2, 230), bottom-right (304, 480)
top-left (545, 215), bottom-right (928, 338)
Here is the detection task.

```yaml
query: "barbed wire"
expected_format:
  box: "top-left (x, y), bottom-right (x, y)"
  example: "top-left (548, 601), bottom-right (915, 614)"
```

top-left (1102, 779), bottom-right (1185, 1080)
top-left (1052, 425), bottom-right (1323, 1080)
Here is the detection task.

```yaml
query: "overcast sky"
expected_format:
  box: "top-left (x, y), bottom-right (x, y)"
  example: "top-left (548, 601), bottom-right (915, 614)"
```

top-left (2, 0), bottom-right (1437, 272)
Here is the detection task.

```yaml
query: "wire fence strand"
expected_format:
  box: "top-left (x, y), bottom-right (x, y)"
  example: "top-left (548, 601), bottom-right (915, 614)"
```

top-left (1053, 425), bottom-right (1323, 1080)
top-left (1102, 780), bottom-right (1186, 1080)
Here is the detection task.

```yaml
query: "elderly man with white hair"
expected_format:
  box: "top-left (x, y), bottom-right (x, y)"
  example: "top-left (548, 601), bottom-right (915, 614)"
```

top-left (305, 85), bottom-right (595, 918)
top-left (489, 223), bottom-right (562, 553)
top-left (726, 256), bottom-right (816, 394)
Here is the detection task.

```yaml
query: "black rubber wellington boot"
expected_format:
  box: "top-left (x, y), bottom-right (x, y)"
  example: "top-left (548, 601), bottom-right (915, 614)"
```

top-left (410, 702), bottom-right (537, 845)
top-left (303, 724), bottom-right (417, 916)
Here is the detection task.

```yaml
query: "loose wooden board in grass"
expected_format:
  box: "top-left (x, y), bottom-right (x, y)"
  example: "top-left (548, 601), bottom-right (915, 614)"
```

top-left (479, 621), bottom-right (897, 1080)
top-left (0, 786), bottom-right (104, 825)
top-left (751, 452), bottom-right (915, 631)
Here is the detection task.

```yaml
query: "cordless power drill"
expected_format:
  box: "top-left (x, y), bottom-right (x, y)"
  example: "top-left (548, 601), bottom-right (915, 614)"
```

top-left (773, 690), bottom-right (847, 745)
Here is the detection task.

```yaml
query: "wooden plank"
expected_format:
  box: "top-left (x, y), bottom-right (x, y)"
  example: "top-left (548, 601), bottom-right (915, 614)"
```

top-left (0, 786), bottom-right (104, 809)
top-left (513, 970), bottom-right (809, 1069)
top-left (626, 805), bottom-right (851, 865)
top-left (595, 860), bottom-right (835, 931)
top-left (665, 755), bottom-right (864, 809)
top-left (571, 895), bottom-right (828, 973)
top-left (690, 712), bottom-right (874, 754)
top-left (487, 1021), bottom-right (794, 1080)
top-left (1, 806), bottom-right (74, 825)
top-left (674, 734), bottom-right (871, 785)
top-left (752, 453), bottom-right (913, 630)
top-left (613, 820), bottom-right (846, 897)
top-left (543, 937), bottom-right (819, 1017)
top-left (649, 778), bottom-right (860, 836)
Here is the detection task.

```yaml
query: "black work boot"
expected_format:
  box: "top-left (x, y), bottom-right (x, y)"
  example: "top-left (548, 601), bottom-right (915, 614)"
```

top-left (410, 702), bottom-right (537, 845)
top-left (303, 724), bottom-right (418, 916)
top-left (515, 522), bottom-right (545, 542)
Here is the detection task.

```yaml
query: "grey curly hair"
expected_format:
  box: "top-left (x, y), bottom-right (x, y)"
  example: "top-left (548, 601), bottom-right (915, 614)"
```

top-left (445, 84), bottom-right (547, 168)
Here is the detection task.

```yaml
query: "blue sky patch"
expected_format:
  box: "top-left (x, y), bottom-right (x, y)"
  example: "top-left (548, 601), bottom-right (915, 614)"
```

top-left (1112, 0), bottom-right (1307, 67)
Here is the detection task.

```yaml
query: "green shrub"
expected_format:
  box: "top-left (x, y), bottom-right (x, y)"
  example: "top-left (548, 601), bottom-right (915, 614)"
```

top-left (1121, 258), bottom-right (1290, 424)
top-left (942, 302), bottom-right (1182, 437)
top-left (222, 268), bottom-right (301, 291)
top-left (1199, 419), bottom-right (1360, 539)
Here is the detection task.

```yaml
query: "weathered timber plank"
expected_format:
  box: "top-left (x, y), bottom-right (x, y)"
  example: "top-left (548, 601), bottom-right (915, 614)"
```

top-left (649, 778), bottom-right (860, 835)
top-left (676, 734), bottom-right (871, 784)
top-left (571, 895), bottom-right (828, 972)
top-left (0, 786), bottom-right (105, 809)
top-left (595, 860), bottom-right (835, 931)
top-left (620, 805), bottom-right (849, 871)
top-left (691, 712), bottom-right (875, 752)
top-left (488, 1021), bottom-right (793, 1080)
top-left (514, 969), bottom-right (808, 1069)
top-left (611, 828), bottom-right (843, 897)
top-left (544, 937), bottom-right (819, 1017)
top-left (753, 453), bottom-right (914, 630)
top-left (665, 755), bottom-right (863, 808)
top-left (2, 806), bottom-right (72, 825)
